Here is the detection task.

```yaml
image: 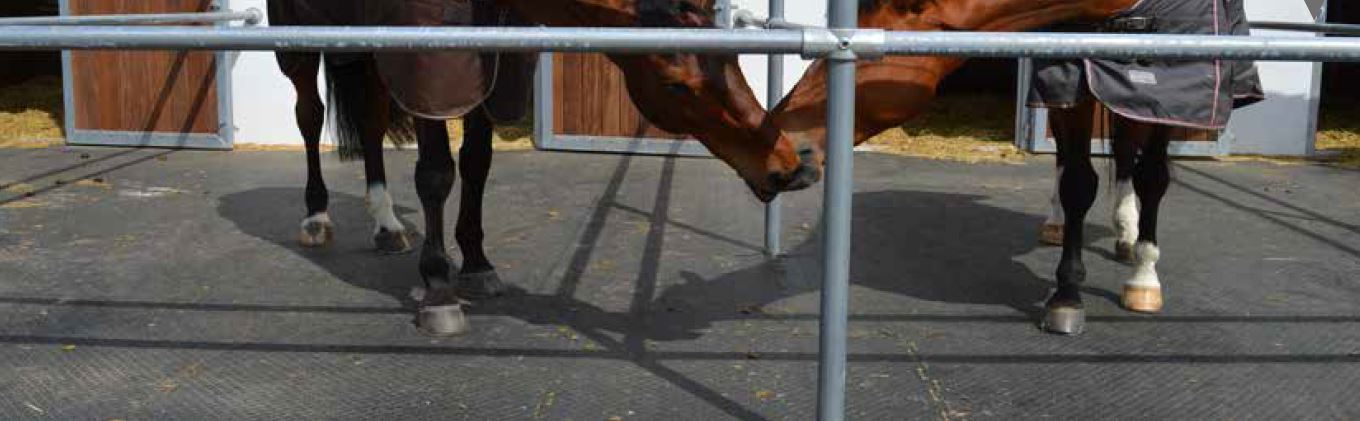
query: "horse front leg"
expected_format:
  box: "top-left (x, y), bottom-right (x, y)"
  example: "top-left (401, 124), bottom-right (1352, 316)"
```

top-left (1040, 150), bottom-right (1066, 246)
top-left (1043, 99), bottom-right (1098, 335)
top-left (453, 109), bottom-right (509, 299)
top-left (286, 54), bottom-right (334, 248)
top-left (412, 117), bottom-right (469, 336)
top-left (1120, 118), bottom-right (1172, 313)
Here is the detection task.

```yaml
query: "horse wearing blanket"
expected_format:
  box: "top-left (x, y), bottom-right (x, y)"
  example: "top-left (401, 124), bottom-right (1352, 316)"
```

top-left (270, 0), bottom-right (800, 335)
top-left (750, 0), bottom-right (1263, 334)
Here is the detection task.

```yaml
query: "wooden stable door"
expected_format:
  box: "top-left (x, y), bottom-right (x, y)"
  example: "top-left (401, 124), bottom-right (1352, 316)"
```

top-left (64, 0), bottom-right (228, 149)
top-left (552, 53), bottom-right (684, 140)
top-left (541, 53), bottom-right (709, 156)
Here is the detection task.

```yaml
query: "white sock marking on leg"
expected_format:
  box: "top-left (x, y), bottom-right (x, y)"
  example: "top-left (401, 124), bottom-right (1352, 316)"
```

top-left (1127, 241), bottom-right (1161, 288)
top-left (366, 184), bottom-right (404, 234)
top-left (1113, 179), bottom-right (1139, 247)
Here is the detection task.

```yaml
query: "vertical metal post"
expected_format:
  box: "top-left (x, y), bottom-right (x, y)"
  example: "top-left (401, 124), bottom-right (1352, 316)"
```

top-left (820, 0), bottom-right (856, 418)
top-left (764, 0), bottom-right (785, 258)
top-left (1013, 58), bottom-right (1033, 151)
top-left (533, 51), bottom-right (554, 149)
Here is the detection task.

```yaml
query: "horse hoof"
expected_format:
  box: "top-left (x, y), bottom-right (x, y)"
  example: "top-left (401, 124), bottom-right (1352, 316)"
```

top-left (1039, 223), bottom-right (1064, 246)
top-left (1122, 285), bottom-right (1163, 313)
top-left (299, 218), bottom-right (334, 248)
top-left (416, 304), bottom-right (470, 336)
top-left (374, 229), bottom-right (412, 255)
top-left (456, 270), bottom-right (508, 299)
top-left (1042, 306), bottom-right (1086, 335)
top-left (1115, 241), bottom-right (1137, 263)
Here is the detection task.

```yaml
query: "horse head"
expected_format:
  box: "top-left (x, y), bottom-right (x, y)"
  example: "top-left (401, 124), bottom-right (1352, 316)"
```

top-left (756, 0), bottom-right (1139, 195)
top-left (502, 0), bottom-right (816, 201)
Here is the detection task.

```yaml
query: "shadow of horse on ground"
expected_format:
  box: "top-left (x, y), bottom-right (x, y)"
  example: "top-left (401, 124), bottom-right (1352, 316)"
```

top-left (216, 186), bottom-right (1119, 341)
top-left (217, 187), bottom-right (426, 307)
top-left (647, 189), bottom-right (1119, 340)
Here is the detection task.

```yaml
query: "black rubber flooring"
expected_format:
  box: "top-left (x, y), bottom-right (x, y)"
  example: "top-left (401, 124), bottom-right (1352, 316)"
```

top-left (0, 147), bottom-right (1357, 420)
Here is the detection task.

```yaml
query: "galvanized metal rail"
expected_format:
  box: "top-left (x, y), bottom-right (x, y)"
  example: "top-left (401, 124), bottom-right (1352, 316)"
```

top-left (1252, 21), bottom-right (1360, 36)
top-left (7, 16), bottom-right (1360, 421)
top-left (0, 8), bottom-right (263, 27)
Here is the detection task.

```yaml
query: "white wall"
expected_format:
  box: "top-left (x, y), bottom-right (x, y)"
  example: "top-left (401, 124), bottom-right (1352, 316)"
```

top-left (228, 0), bottom-right (1321, 155)
top-left (223, 0), bottom-right (823, 145)
top-left (224, 0), bottom-right (327, 145)
top-left (1225, 0), bottom-right (1326, 156)
top-left (729, 0), bottom-right (826, 108)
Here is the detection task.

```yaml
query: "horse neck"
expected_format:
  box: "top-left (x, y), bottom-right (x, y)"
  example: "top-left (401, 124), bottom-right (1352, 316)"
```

top-left (773, 0), bottom-right (1139, 148)
top-left (862, 0), bottom-right (1137, 31)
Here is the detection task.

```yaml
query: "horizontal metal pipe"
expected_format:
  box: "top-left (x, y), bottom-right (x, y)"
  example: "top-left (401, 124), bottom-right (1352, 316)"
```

top-left (1250, 21), bottom-right (1360, 37)
top-left (0, 9), bottom-right (263, 27)
top-left (881, 31), bottom-right (1360, 61)
top-left (0, 26), bottom-right (806, 54)
top-left (3, 26), bottom-right (1360, 62)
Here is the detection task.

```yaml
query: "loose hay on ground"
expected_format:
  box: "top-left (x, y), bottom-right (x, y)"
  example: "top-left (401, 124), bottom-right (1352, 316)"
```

top-left (0, 76), bottom-right (63, 148)
top-left (861, 94), bottom-right (1027, 164)
top-left (1316, 99), bottom-right (1360, 169)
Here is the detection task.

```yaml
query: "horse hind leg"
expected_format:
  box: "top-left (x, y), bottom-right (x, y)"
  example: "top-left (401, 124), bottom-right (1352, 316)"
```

top-left (335, 58), bottom-right (411, 254)
top-left (285, 54), bottom-right (334, 248)
top-left (1121, 119), bottom-right (1172, 313)
top-left (453, 109), bottom-right (509, 299)
top-left (1111, 131), bottom-right (1140, 263)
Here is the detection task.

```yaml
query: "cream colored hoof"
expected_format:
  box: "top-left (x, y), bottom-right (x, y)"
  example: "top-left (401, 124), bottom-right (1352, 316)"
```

top-left (1122, 285), bottom-right (1164, 313)
top-left (298, 214), bottom-right (334, 248)
top-left (1040, 223), bottom-right (1064, 246)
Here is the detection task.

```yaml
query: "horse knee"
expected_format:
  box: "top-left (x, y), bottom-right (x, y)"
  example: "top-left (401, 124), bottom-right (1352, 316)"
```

top-left (415, 160), bottom-right (456, 203)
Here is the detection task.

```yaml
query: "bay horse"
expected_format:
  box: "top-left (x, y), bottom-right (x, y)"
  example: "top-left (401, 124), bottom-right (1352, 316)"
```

top-left (755, 0), bottom-right (1261, 334)
top-left (269, 0), bottom-right (808, 335)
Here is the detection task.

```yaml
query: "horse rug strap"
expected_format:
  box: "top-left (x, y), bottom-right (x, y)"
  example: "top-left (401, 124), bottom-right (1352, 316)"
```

top-left (375, 0), bottom-right (537, 121)
top-left (1027, 0), bottom-right (1265, 130)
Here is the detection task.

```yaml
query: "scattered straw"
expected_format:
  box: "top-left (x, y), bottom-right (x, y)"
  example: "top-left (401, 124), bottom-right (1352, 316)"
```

top-left (0, 76), bottom-right (63, 148)
top-left (862, 94), bottom-right (1027, 163)
top-left (1316, 99), bottom-right (1360, 169)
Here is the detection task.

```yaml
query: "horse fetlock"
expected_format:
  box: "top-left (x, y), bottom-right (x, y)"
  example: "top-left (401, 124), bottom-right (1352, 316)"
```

top-left (366, 184), bottom-right (406, 234)
top-left (1055, 259), bottom-right (1087, 285)
top-left (374, 228), bottom-right (412, 255)
top-left (456, 269), bottom-right (508, 299)
top-left (1039, 223), bottom-right (1064, 246)
top-left (418, 248), bottom-right (454, 285)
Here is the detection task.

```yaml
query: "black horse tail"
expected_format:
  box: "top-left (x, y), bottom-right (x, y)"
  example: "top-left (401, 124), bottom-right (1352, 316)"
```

top-left (322, 54), bottom-right (415, 161)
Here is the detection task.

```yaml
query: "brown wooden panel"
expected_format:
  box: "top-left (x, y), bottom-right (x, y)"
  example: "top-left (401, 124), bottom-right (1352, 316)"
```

top-left (1047, 105), bottom-right (1217, 142)
top-left (553, 53), bottom-right (686, 140)
top-left (68, 0), bottom-right (218, 134)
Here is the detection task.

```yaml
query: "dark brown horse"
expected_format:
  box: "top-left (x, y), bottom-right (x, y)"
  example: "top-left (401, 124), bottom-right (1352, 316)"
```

top-left (269, 0), bottom-right (806, 335)
top-left (755, 0), bottom-right (1261, 334)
